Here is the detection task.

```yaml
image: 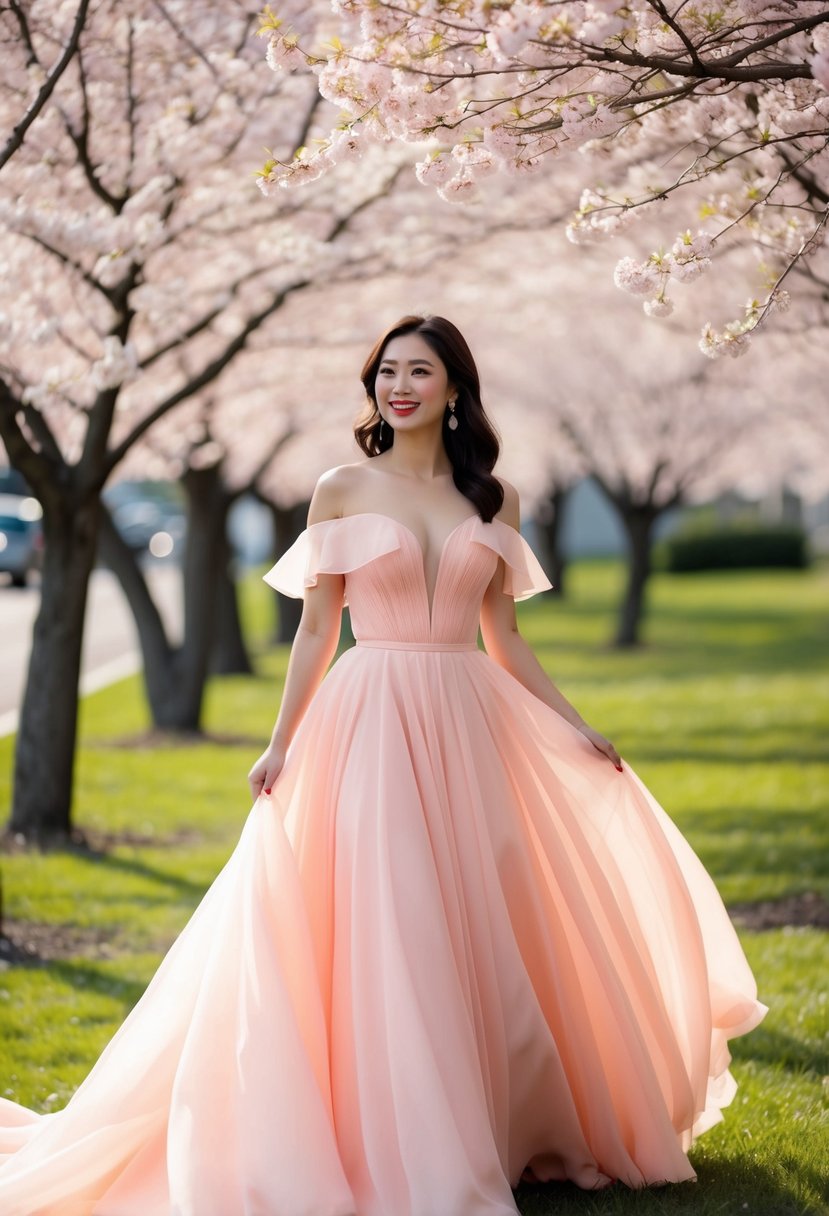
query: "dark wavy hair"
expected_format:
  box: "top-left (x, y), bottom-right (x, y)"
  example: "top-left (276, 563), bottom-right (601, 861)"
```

top-left (354, 315), bottom-right (504, 523)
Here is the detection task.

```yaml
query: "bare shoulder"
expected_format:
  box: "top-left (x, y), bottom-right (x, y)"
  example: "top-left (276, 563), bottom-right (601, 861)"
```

top-left (493, 475), bottom-right (521, 531)
top-left (306, 461), bottom-right (370, 526)
top-left (306, 465), bottom-right (349, 526)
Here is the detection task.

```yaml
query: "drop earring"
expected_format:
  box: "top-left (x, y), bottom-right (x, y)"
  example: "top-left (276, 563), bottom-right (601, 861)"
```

top-left (379, 417), bottom-right (385, 441)
top-left (447, 397), bottom-right (459, 431)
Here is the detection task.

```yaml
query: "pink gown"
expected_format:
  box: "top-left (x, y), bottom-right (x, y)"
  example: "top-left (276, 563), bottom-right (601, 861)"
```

top-left (0, 511), bottom-right (766, 1215)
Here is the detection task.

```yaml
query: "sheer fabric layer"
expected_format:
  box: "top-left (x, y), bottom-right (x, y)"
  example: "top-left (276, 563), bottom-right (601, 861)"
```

top-left (0, 512), bottom-right (766, 1216)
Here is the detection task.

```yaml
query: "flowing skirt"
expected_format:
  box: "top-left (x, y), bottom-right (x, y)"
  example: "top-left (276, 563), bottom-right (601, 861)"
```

top-left (0, 645), bottom-right (766, 1215)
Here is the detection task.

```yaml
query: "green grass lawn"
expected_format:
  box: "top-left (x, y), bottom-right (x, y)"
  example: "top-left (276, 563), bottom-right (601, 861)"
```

top-left (1, 559), bottom-right (827, 1214)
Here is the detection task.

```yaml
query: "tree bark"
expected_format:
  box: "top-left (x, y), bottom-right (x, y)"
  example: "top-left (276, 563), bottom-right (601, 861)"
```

top-left (535, 484), bottom-right (569, 597)
top-left (269, 501), bottom-right (307, 644)
top-left (9, 497), bottom-right (100, 842)
top-left (210, 534), bottom-right (253, 675)
top-left (615, 508), bottom-right (658, 648)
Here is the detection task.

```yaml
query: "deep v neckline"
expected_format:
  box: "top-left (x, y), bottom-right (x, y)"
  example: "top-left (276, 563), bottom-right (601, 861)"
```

top-left (338, 511), bottom-right (480, 630)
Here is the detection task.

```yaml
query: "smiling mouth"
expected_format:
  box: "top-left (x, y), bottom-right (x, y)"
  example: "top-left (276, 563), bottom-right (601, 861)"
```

top-left (390, 401), bottom-right (420, 413)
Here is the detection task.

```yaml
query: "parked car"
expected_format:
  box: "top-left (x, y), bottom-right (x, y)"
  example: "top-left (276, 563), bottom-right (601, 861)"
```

top-left (109, 499), bottom-right (186, 560)
top-left (103, 482), bottom-right (186, 563)
top-left (0, 467), bottom-right (29, 497)
top-left (0, 495), bottom-right (43, 586)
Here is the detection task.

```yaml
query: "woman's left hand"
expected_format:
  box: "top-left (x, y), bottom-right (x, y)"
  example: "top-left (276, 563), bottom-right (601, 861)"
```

top-left (578, 723), bottom-right (623, 772)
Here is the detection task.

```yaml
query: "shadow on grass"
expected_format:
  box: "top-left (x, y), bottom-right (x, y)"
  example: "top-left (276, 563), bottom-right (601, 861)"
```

top-left (676, 808), bottom-right (828, 887)
top-left (628, 746), bottom-right (828, 765)
top-left (531, 578), bottom-right (827, 680)
top-left (513, 1152), bottom-right (827, 1215)
top-left (51, 956), bottom-right (149, 1007)
top-left (89, 730), bottom-right (267, 750)
top-left (1, 828), bottom-right (217, 903)
top-left (70, 847), bottom-right (212, 901)
top-left (730, 1022), bottom-right (829, 1076)
top-left (527, 639), bottom-right (827, 683)
top-left (8, 954), bottom-right (149, 1010)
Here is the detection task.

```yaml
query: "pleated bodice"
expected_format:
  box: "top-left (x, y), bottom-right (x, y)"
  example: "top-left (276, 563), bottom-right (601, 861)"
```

top-left (263, 511), bottom-right (552, 646)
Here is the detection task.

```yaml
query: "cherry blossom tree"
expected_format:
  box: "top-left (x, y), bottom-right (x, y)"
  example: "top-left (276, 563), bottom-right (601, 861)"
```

top-left (0, 0), bottom-right (491, 842)
top-left (477, 349), bottom-right (587, 597)
top-left (98, 335), bottom-right (359, 729)
top-left (250, 330), bottom-right (388, 642)
top-left (557, 368), bottom-right (759, 644)
top-left (98, 396), bottom-right (298, 732)
top-left (689, 344), bottom-right (829, 509)
top-left (500, 305), bottom-right (821, 644)
top-left (257, 0), bottom-right (829, 358)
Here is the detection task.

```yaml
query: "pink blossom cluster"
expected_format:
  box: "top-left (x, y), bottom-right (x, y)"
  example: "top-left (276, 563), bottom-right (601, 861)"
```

top-left (485, 4), bottom-right (545, 63)
top-left (609, 228), bottom-right (797, 356)
top-left (256, 0), bottom-right (829, 356)
top-left (698, 289), bottom-right (791, 360)
top-left (613, 230), bottom-right (713, 318)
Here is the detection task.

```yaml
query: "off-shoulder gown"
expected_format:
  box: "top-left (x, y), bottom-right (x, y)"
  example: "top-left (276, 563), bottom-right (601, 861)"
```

top-left (0, 512), bottom-right (766, 1215)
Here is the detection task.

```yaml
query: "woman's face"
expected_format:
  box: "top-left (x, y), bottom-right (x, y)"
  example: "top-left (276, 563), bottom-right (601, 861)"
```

top-left (375, 333), bottom-right (455, 433)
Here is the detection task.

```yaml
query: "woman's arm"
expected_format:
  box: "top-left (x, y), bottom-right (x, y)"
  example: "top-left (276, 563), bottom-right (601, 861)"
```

top-left (248, 474), bottom-right (346, 799)
top-left (481, 480), bottom-right (623, 772)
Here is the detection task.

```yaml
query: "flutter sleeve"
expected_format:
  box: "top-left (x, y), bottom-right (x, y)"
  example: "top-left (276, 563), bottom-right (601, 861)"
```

top-left (262, 516), bottom-right (403, 605)
top-left (473, 520), bottom-right (554, 601)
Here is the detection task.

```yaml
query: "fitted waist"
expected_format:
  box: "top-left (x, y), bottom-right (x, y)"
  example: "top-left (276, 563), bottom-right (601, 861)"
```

top-left (355, 640), bottom-right (478, 652)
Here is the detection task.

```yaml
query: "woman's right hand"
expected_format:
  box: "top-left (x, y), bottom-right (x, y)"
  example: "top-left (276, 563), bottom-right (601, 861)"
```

top-left (248, 741), bottom-right (287, 801)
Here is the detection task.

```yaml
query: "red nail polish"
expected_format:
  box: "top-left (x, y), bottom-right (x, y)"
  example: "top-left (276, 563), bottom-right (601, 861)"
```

top-left (264, 787), bottom-right (271, 795)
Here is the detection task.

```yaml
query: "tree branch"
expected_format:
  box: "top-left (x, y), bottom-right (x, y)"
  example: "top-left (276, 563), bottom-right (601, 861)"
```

top-left (24, 232), bottom-right (110, 299)
top-left (138, 262), bottom-right (280, 371)
top-left (594, 45), bottom-right (809, 84)
top-left (103, 279), bottom-right (311, 478)
top-left (125, 17), bottom-right (138, 191)
top-left (0, 378), bottom-right (59, 494)
top-left (0, 0), bottom-right (92, 174)
top-left (20, 402), bottom-right (64, 466)
top-left (718, 11), bottom-right (829, 69)
top-left (777, 147), bottom-right (829, 207)
top-left (96, 499), bottom-right (175, 669)
top-left (8, 0), bottom-right (37, 61)
top-left (112, 164), bottom-right (407, 477)
top-left (235, 425), bottom-right (296, 503)
top-left (149, 0), bottom-right (223, 88)
top-left (292, 90), bottom-right (325, 158)
top-left (640, 1), bottom-right (701, 68)
top-left (59, 45), bottom-right (127, 213)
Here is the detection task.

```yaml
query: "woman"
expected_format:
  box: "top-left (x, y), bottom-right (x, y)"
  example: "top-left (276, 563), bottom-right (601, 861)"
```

top-left (0, 315), bottom-right (765, 1215)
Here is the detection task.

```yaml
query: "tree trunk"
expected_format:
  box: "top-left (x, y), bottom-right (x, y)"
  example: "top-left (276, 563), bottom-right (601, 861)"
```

top-left (158, 464), bottom-right (228, 728)
top-left (9, 498), bottom-right (100, 842)
top-left (270, 501), bottom-right (307, 644)
top-left (210, 534), bottom-right (253, 675)
top-left (615, 508), bottom-right (658, 648)
top-left (96, 505), bottom-right (177, 724)
top-left (536, 485), bottom-right (569, 597)
top-left (98, 467), bottom-right (235, 732)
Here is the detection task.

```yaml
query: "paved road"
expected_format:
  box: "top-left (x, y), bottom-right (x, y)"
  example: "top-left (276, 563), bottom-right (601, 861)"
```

top-left (0, 564), bottom-right (181, 736)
